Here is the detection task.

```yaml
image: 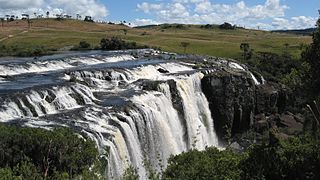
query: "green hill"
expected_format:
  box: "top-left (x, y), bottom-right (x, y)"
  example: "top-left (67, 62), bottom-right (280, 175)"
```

top-left (0, 19), bottom-right (312, 59)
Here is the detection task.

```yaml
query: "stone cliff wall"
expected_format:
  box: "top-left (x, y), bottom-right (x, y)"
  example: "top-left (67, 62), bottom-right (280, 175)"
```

top-left (201, 68), bottom-right (298, 145)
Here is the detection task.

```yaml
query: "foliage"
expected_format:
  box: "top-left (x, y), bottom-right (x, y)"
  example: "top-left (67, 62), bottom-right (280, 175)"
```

top-left (249, 51), bottom-right (300, 82)
top-left (161, 24), bottom-right (186, 29)
top-left (100, 37), bottom-right (141, 50)
top-left (241, 134), bottom-right (320, 180)
top-left (180, 42), bottom-right (190, 53)
top-left (200, 24), bottom-right (216, 29)
top-left (163, 147), bottom-right (243, 180)
top-left (122, 165), bottom-right (139, 180)
top-left (219, 22), bottom-right (236, 30)
top-left (240, 43), bottom-right (253, 62)
top-left (72, 41), bottom-right (91, 50)
top-left (0, 44), bottom-right (48, 57)
top-left (0, 124), bottom-right (101, 179)
top-left (79, 41), bottom-right (91, 49)
top-left (301, 18), bottom-right (320, 96)
top-left (163, 131), bottom-right (320, 180)
top-left (84, 16), bottom-right (94, 22)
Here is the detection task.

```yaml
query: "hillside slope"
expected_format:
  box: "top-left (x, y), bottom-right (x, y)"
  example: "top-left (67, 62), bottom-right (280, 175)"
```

top-left (0, 19), bottom-right (312, 59)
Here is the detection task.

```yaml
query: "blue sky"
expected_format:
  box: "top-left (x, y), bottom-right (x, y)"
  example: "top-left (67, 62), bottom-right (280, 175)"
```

top-left (0, 0), bottom-right (319, 30)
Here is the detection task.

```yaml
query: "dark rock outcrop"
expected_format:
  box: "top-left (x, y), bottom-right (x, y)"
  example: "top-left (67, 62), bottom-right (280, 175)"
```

top-left (201, 68), bottom-right (295, 145)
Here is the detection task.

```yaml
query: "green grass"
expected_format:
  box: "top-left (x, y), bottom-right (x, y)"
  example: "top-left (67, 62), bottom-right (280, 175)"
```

top-left (0, 19), bottom-right (312, 59)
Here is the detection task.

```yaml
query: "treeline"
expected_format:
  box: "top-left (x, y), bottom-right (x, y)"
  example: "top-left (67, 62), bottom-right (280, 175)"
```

top-left (162, 131), bottom-right (320, 180)
top-left (72, 37), bottom-right (149, 51)
top-left (121, 124), bottom-right (320, 180)
top-left (0, 37), bottom-right (146, 57)
top-left (0, 125), bottom-right (104, 179)
top-left (0, 44), bottom-right (48, 57)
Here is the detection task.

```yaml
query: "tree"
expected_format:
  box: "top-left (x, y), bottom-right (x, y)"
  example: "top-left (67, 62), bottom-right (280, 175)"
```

top-left (9, 15), bottom-right (15, 21)
top-left (0, 18), bottom-right (4, 27)
top-left (123, 29), bottom-right (128, 35)
top-left (5, 15), bottom-right (9, 23)
top-left (163, 148), bottom-right (243, 180)
top-left (219, 22), bottom-right (236, 30)
top-left (0, 125), bottom-right (100, 179)
top-left (180, 42), bottom-right (190, 54)
top-left (240, 43), bottom-right (252, 62)
top-left (84, 16), bottom-right (93, 22)
top-left (100, 37), bottom-right (138, 50)
top-left (301, 16), bottom-right (320, 95)
top-left (122, 165), bottom-right (139, 180)
top-left (79, 41), bottom-right (91, 49)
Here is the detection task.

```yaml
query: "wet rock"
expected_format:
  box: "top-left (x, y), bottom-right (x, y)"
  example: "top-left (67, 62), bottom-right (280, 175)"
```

top-left (157, 68), bottom-right (169, 73)
top-left (201, 69), bottom-right (255, 144)
top-left (201, 68), bottom-right (294, 145)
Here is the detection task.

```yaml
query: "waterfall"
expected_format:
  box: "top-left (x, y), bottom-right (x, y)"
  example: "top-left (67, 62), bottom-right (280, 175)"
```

top-left (0, 51), bottom-right (266, 179)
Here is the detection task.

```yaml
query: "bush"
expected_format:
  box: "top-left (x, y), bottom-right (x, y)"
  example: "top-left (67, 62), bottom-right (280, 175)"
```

top-left (219, 22), bottom-right (236, 30)
top-left (79, 41), bottom-right (91, 49)
top-left (100, 37), bottom-right (142, 50)
top-left (163, 147), bottom-right (243, 180)
top-left (0, 124), bottom-right (101, 179)
top-left (162, 132), bottom-right (320, 180)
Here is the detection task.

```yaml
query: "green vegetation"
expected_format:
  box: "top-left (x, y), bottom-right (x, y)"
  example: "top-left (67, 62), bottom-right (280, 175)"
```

top-left (301, 18), bottom-right (320, 97)
top-left (100, 37), bottom-right (143, 50)
top-left (240, 43), bottom-right (252, 62)
top-left (0, 124), bottom-right (102, 179)
top-left (162, 132), bottom-right (320, 180)
top-left (163, 148), bottom-right (243, 179)
top-left (79, 41), bottom-right (91, 49)
top-left (219, 22), bottom-right (236, 30)
top-left (180, 42), bottom-right (190, 53)
top-left (0, 19), bottom-right (311, 58)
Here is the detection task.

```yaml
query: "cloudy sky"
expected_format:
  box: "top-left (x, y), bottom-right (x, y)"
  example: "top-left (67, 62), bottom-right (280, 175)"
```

top-left (0, 0), bottom-right (319, 30)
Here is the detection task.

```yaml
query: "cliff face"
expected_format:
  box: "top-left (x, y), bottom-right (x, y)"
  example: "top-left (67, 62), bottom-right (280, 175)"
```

top-left (201, 68), bottom-right (301, 145)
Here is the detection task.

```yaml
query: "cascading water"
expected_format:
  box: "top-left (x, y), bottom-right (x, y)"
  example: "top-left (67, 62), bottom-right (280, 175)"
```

top-left (0, 50), bottom-right (260, 179)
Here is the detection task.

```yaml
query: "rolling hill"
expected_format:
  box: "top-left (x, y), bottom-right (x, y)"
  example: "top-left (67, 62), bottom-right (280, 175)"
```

top-left (0, 19), bottom-right (312, 59)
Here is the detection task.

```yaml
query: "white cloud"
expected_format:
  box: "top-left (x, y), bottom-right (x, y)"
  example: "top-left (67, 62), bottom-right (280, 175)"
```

top-left (136, 0), bottom-right (316, 30)
top-left (137, 2), bottom-right (163, 14)
top-left (0, 0), bottom-right (108, 19)
top-left (272, 16), bottom-right (317, 30)
top-left (133, 18), bottom-right (160, 26)
top-left (0, 0), bottom-right (44, 9)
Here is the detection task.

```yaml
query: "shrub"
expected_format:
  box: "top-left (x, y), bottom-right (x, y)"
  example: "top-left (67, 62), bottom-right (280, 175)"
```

top-left (219, 22), bottom-right (236, 30)
top-left (163, 147), bottom-right (243, 180)
top-left (100, 37), bottom-right (142, 50)
top-left (163, 132), bottom-right (320, 180)
top-left (79, 41), bottom-right (91, 49)
top-left (0, 125), bottom-right (101, 179)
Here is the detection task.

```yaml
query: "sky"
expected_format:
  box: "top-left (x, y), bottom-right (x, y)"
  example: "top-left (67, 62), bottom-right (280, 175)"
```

top-left (0, 0), bottom-right (319, 30)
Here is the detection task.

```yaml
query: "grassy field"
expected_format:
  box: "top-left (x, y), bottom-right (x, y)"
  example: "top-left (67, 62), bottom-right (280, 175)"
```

top-left (0, 19), bottom-right (312, 59)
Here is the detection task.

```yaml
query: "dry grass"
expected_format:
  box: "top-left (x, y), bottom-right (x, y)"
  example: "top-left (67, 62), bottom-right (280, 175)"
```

top-left (0, 19), bottom-right (312, 59)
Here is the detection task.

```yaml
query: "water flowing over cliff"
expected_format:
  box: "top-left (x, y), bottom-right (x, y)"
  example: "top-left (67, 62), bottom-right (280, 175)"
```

top-left (0, 50), bottom-right (264, 179)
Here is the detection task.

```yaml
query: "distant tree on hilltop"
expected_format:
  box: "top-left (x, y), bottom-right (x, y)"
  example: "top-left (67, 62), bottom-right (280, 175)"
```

top-left (0, 18), bottom-right (4, 27)
top-left (84, 16), bottom-right (94, 22)
top-left (220, 22), bottom-right (236, 30)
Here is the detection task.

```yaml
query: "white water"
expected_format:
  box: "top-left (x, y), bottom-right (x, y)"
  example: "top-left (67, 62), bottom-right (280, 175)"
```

top-left (0, 84), bottom-right (96, 121)
top-left (0, 54), bottom-right (135, 76)
top-left (0, 52), bottom-right (265, 179)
